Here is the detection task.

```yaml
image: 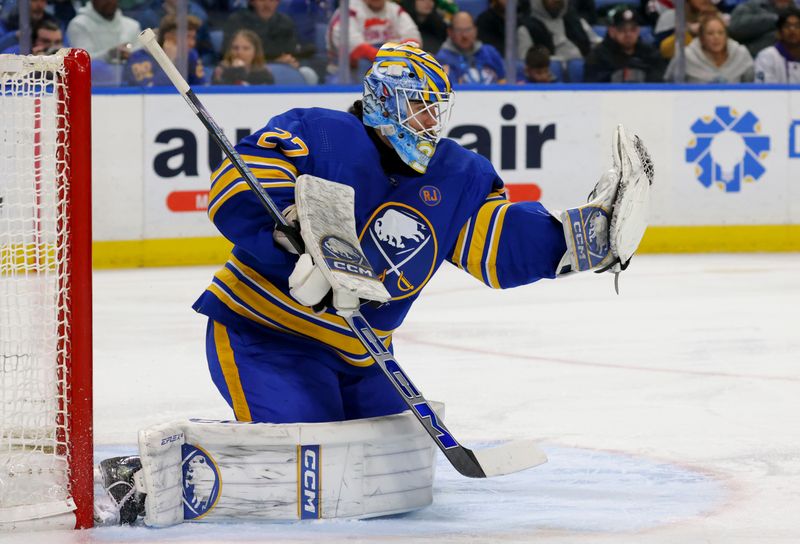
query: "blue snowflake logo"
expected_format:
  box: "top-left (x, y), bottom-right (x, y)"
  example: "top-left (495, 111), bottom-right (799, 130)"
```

top-left (685, 106), bottom-right (770, 192)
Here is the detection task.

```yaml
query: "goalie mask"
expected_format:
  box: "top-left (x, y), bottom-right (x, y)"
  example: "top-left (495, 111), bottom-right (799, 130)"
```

top-left (362, 42), bottom-right (454, 174)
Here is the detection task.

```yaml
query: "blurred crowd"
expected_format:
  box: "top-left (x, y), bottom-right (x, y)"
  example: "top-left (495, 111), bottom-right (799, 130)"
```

top-left (1, 0), bottom-right (798, 85)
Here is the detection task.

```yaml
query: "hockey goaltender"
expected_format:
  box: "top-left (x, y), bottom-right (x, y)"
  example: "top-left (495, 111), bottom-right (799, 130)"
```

top-left (95, 39), bottom-right (653, 526)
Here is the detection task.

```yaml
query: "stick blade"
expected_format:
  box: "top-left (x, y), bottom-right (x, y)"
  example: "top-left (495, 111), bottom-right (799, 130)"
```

top-left (471, 440), bottom-right (548, 477)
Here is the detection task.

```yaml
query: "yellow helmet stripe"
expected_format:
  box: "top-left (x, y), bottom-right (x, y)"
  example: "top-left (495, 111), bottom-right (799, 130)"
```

top-left (378, 60), bottom-right (407, 68)
top-left (378, 48), bottom-right (449, 86)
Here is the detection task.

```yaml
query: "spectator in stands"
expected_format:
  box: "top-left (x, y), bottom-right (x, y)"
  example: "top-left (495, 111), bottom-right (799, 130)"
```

top-left (66, 0), bottom-right (141, 63)
top-left (224, 0), bottom-right (317, 84)
top-left (134, 0), bottom-right (208, 30)
top-left (526, 0), bottom-right (591, 61)
top-left (401, 0), bottom-right (448, 53)
top-left (664, 13), bottom-right (753, 81)
top-left (523, 43), bottom-right (558, 81)
top-left (212, 28), bottom-right (275, 84)
top-left (437, 11), bottom-right (506, 83)
top-left (655, 0), bottom-right (727, 58)
top-left (728, 0), bottom-right (794, 57)
top-left (327, 0), bottom-right (421, 70)
top-left (129, 0), bottom-right (215, 64)
top-left (754, 9), bottom-right (800, 82)
top-left (643, 0), bottom-right (727, 25)
top-left (31, 18), bottom-right (63, 54)
top-left (0, 0), bottom-right (59, 53)
top-left (123, 14), bottom-right (206, 86)
top-left (2, 18), bottom-right (63, 54)
top-left (477, 0), bottom-right (554, 60)
top-left (584, 6), bottom-right (665, 81)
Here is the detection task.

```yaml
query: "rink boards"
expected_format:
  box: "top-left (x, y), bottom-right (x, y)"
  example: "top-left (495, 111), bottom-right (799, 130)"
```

top-left (88, 85), bottom-right (800, 267)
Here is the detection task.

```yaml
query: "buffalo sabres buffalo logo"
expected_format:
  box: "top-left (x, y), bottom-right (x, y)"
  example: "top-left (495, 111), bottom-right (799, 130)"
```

top-left (320, 236), bottom-right (376, 279)
top-left (360, 204), bottom-right (437, 299)
top-left (587, 211), bottom-right (609, 256)
top-left (323, 237), bottom-right (363, 262)
top-left (569, 205), bottom-right (611, 268)
top-left (182, 444), bottom-right (221, 520)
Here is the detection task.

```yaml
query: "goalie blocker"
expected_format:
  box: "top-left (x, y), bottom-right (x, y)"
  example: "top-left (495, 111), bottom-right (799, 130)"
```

top-left (103, 404), bottom-right (443, 527)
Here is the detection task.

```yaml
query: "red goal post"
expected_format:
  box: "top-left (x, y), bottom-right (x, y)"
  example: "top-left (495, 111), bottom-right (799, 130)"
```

top-left (0, 49), bottom-right (93, 530)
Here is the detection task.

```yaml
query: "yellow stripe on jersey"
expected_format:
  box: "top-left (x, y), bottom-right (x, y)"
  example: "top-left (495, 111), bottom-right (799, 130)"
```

top-left (211, 257), bottom-right (393, 365)
top-left (210, 162), bottom-right (295, 200)
top-left (484, 203), bottom-right (511, 288)
top-left (451, 192), bottom-right (509, 270)
top-left (208, 281), bottom-right (287, 330)
top-left (210, 156), bottom-right (298, 183)
top-left (486, 190), bottom-right (506, 201)
top-left (207, 180), bottom-right (294, 222)
top-left (465, 200), bottom-right (511, 285)
top-left (213, 322), bottom-right (252, 422)
top-left (208, 163), bottom-right (295, 221)
top-left (209, 170), bottom-right (293, 205)
top-left (229, 255), bottom-right (354, 331)
top-left (238, 155), bottom-right (298, 178)
top-left (207, 282), bottom-right (379, 367)
top-left (452, 217), bottom-right (471, 270)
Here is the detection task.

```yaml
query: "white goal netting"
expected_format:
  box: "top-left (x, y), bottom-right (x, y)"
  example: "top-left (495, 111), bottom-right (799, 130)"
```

top-left (0, 53), bottom-right (75, 526)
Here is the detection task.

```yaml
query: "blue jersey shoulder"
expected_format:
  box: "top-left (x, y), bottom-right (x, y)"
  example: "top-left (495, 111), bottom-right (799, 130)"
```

top-left (433, 137), bottom-right (503, 195)
top-left (243, 107), bottom-right (362, 151)
top-left (253, 107), bottom-right (359, 134)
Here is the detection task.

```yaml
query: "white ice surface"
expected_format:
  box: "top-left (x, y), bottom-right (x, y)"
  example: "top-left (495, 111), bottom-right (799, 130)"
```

top-left (6, 253), bottom-right (799, 543)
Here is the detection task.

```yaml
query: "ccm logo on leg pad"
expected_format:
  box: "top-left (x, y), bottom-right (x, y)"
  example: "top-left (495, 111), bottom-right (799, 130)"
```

top-left (298, 445), bottom-right (321, 519)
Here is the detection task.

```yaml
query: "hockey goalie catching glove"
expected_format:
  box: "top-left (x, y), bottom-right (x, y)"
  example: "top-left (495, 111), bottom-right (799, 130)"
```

top-left (557, 124), bottom-right (654, 291)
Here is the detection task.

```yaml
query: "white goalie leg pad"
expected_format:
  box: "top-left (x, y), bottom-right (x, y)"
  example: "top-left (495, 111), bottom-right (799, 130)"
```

top-left (294, 174), bottom-right (390, 311)
top-left (135, 404), bottom-right (443, 526)
top-left (136, 423), bottom-right (186, 527)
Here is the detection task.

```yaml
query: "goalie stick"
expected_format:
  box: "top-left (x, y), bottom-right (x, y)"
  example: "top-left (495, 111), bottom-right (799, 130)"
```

top-left (137, 29), bottom-right (547, 478)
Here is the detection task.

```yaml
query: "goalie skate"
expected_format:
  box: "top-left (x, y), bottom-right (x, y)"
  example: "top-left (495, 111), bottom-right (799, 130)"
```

top-left (95, 456), bottom-right (145, 525)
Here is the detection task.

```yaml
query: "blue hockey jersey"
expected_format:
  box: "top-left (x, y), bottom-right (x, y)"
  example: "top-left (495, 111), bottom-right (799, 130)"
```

top-left (124, 48), bottom-right (206, 87)
top-left (193, 107), bottom-right (566, 370)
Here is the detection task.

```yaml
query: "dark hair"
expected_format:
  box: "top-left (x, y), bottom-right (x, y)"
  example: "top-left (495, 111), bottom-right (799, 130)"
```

top-left (34, 19), bottom-right (60, 35)
top-left (348, 100), bottom-right (364, 119)
top-left (157, 14), bottom-right (202, 46)
top-left (525, 45), bottom-right (551, 69)
top-left (777, 8), bottom-right (800, 30)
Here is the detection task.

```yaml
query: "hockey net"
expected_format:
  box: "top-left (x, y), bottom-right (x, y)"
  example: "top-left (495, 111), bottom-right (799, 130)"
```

top-left (0, 50), bottom-right (92, 530)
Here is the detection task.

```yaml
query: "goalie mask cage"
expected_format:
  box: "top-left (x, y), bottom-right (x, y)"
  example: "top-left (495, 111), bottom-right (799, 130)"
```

top-left (0, 50), bottom-right (92, 530)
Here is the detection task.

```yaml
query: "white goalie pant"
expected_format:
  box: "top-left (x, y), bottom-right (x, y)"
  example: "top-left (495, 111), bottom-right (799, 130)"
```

top-left (135, 404), bottom-right (442, 527)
